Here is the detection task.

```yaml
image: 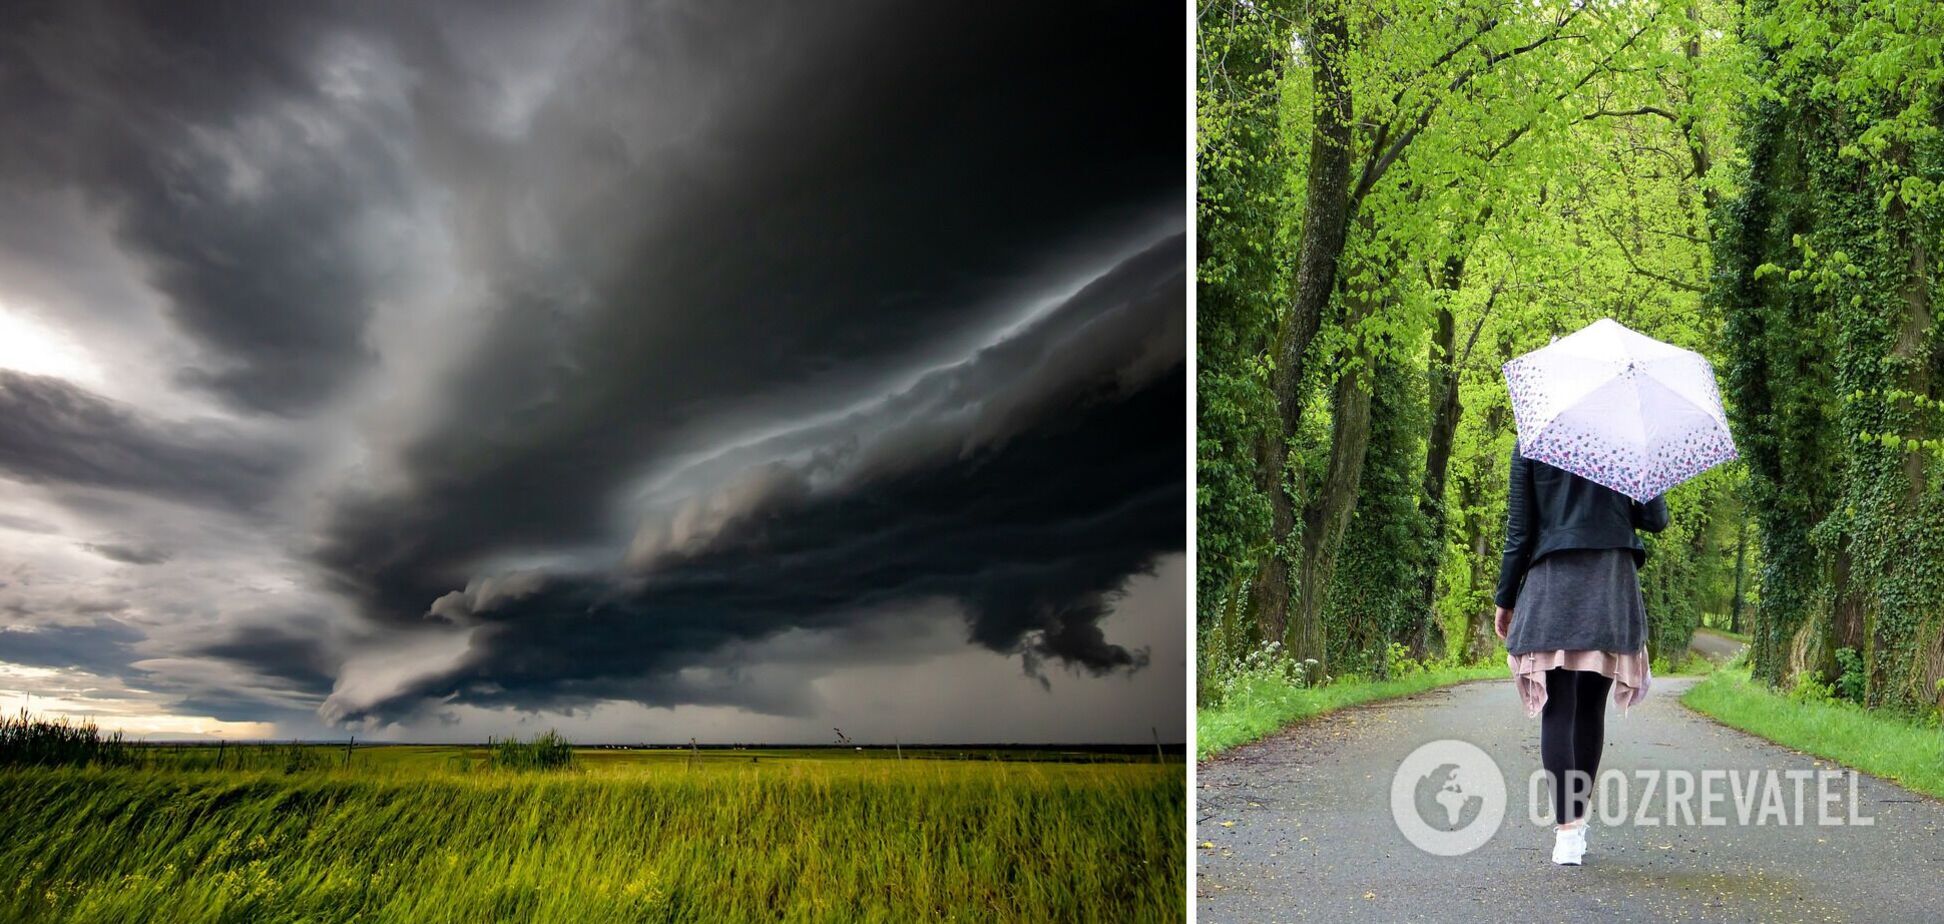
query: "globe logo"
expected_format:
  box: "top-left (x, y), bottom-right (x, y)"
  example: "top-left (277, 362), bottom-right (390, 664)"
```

top-left (1419, 762), bottom-right (1483, 830)
top-left (1390, 739), bottom-right (1506, 856)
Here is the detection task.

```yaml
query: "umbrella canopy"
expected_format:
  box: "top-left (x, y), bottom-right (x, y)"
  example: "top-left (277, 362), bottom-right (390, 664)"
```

top-left (1503, 318), bottom-right (1737, 502)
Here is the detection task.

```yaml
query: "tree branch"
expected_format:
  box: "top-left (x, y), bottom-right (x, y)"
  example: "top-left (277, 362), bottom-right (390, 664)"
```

top-left (1353, 8), bottom-right (1596, 204)
top-left (1601, 220), bottom-right (1705, 293)
top-left (1577, 105), bottom-right (1680, 123)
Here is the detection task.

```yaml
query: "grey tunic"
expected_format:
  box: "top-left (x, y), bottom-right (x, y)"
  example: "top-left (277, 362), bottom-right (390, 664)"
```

top-left (1504, 547), bottom-right (1648, 655)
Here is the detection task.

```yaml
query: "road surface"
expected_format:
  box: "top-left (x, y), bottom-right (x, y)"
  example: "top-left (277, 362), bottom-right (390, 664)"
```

top-left (1196, 676), bottom-right (1944, 922)
top-left (1689, 628), bottom-right (1747, 663)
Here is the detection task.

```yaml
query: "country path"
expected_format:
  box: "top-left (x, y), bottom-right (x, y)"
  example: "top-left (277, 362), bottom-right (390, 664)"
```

top-left (1196, 672), bottom-right (1944, 922)
top-left (1688, 628), bottom-right (1747, 663)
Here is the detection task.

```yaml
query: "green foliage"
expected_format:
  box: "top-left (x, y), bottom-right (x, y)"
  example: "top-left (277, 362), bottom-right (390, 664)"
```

top-left (1195, 0), bottom-right (1290, 647)
top-left (1715, 0), bottom-right (1944, 711)
top-left (1788, 669), bottom-right (1838, 704)
top-left (1638, 467), bottom-right (1745, 661)
top-left (1197, 662), bottom-right (1501, 759)
top-left (1834, 646), bottom-right (1868, 703)
top-left (1197, 0), bottom-right (1765, 692)
top-left (487, 731), bottom-right (577, 772)
top-left (1653, 650), bottom-right (1720, 677)
top-left (1201, 640), bottom-right (1324, 711)
top-left (1383, 640), bottom-right (1459, 678)
top-left (1323, 353), bottom-right (1434, 674)
top-left (1197, 0), bottom-right (1940, 724)
top-left (0, 711), bottom-right (133, 769)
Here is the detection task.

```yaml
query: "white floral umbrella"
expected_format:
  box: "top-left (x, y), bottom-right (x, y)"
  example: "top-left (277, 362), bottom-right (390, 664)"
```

top-left (1503, 318), bottom-right (1737, 502)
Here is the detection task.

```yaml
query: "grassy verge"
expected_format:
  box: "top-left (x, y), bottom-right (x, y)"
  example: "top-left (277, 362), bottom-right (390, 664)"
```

top-left (1682, 667), bottom-right (1944, 801)
top-left (1656, 648), bottom-right (1720, 677)
top-left (1197, 665), bottom-right (1502, 760)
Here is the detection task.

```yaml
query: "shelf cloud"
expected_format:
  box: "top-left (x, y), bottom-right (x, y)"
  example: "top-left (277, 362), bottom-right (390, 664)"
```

top-left (0, 0), bottom-right (1183, 742)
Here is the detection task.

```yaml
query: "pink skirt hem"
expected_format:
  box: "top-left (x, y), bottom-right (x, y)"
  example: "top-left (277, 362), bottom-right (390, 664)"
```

top-left (1507, 648), bottom-right (1651, 718)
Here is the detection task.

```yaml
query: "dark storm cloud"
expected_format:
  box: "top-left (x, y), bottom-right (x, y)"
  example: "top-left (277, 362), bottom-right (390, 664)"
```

top-left (318, 232), bottom-right (1185, 720)
top-left (187, 624), bottom-right (340, 701)
top-left (0, 616), bottom-right (329, 726)
top-left (332, 365), bottom-right (1183, 722)
top-left (310, 0), bottom-right (1181, 621)
top-left (1, 0), bottom-right (1184, 736)
top-left (0, 370), bottom-right (291, 511)
top-left (625, 233), bottom-right (1190, 524)
top-left (0, 1), bottom-right (418, 415)
top-left (0, 619), bottom-right (143, 678)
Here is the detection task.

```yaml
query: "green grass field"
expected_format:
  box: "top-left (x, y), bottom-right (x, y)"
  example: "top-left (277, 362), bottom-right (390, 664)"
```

top-left (1681, 666), bottom-right (1944, 801)
top-left (0, 745), bottom-right (1183, 922)
top-left (1196, 665), bottom-right (1503, 760)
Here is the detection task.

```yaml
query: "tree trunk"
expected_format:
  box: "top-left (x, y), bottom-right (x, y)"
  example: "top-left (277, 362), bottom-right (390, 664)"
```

top-left (1729, 512), bottom-right (1747, 635)
top-left (1412, 302), bottom-right (1459, 660)
top-left (1870, 176), bottom-right (1936, 705)
top-left (1822, 546), bottom-right (1866, 687)
top-left (1287, 277), bottom-right (1383, 668)
top-left (1288, 361), bottom-right (1373, 668)
top-left (1679, 0), bottom-right (1719, 219)
top-left (1461, 403), bottom-right (1508, 662)
top-left (1249, 0), bottom-right (1356, 651)
top-left (1413, 243), bottom-right (1487, 658)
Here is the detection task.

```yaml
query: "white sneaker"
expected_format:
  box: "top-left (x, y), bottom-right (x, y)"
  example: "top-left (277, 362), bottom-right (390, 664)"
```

top-left (1552, 824), bottom-right (1586, 865)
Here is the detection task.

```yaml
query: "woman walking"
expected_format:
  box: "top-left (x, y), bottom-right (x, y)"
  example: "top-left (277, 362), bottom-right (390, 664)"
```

top-left (1494, 442), bottom-right (1668, 866)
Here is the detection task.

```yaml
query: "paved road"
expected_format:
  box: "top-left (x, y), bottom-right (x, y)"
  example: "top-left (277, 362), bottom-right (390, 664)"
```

top-left (1196, 677), bottom-right (1944, 922)
top-left (1689, 629), bottom-right (1746, 662)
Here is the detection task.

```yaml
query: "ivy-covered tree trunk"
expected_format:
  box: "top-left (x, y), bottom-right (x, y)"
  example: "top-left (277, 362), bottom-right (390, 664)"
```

top-left (1194, 0), bottom-right (1291, 674)
top-left (1287, 270), bottom-right (1388, 668)
top-left (1326, 347), bottom-right (1432, 675)
top-left (1716, 88), bottom-right (1843, 687)
top-left (1457, 404), bottom-right (1509, 663)
top-left (1715, 0), bottom-right (1944, 709)
top-left (1857, 153), bottom-right (1941, 709)
top-left (1249, 0), bottom-right (1355, 658)
top-left (1729, 513), bottom-right (1748, 634)
top-left (1415, 301), bottom-right (1461, 659)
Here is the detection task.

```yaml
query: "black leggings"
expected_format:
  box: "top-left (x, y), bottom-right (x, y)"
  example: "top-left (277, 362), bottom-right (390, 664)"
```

top-left (1541, 668), bottom-right (1612, 825)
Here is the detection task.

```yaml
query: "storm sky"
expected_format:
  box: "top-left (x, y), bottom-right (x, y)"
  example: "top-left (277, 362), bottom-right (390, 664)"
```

top-left (0, 1), bottom-right (1185, 742)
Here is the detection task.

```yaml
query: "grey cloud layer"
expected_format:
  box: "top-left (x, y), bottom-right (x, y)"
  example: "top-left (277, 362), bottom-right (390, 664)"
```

top-left (0, 0), bottom-right (1184, 738)
top-left (329, 240), bottom-right (1185, 721)
top-left (0, 2), bottom-right (425, 414)
top-left (0, 370), bottom-right (291, 511)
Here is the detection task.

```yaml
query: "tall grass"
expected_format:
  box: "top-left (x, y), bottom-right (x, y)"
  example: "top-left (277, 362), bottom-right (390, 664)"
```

top-left (0, 753), bottom-right (1182, 922)
top-left (0, 710), bottom-right (133, 768)
top-left (487, 730), bottom-right (575, 770)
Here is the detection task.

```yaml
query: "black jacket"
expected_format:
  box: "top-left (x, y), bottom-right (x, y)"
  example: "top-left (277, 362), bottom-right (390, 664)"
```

top-left (1494, 444), bottom-right (1669, 610)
